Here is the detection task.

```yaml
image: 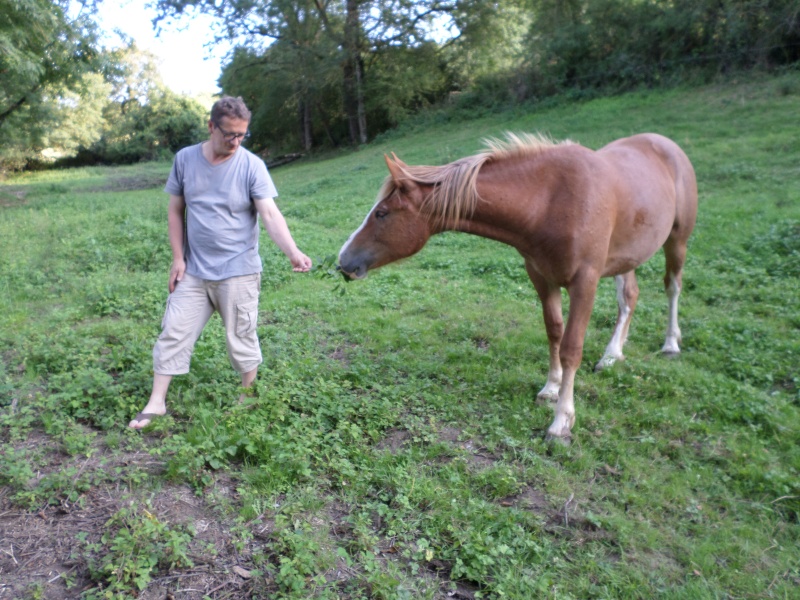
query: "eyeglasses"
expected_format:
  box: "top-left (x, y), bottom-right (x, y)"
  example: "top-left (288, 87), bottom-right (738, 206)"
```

top-left (214, 122), bottom-right (250, 142)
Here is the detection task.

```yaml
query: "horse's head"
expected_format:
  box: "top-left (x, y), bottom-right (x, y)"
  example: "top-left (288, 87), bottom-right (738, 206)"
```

top-left (338, 154), bottom-right (434, 279)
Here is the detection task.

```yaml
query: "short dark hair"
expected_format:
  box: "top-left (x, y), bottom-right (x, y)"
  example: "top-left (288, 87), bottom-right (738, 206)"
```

top-left (210, 96), bottom-right (251, 124)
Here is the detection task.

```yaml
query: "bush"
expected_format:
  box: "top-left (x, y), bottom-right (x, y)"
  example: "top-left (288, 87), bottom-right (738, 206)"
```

top-left (61, 90), bottom-right (207, 167)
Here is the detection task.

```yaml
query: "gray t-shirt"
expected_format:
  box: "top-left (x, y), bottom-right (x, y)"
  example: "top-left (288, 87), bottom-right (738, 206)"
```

top-left (165, 143), bottom-right (278, 280)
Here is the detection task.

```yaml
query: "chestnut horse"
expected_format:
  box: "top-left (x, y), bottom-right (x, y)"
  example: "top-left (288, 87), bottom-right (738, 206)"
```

top-left (338, 133), bottom-right (697, 440)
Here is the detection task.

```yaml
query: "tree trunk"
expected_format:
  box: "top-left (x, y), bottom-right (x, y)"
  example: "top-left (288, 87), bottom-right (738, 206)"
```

top-left (344, 0), bottom-right (367, 145)
top-left (355, 54), bottom-right (367, 144)
top-left (299, 98), bottom-right (313, 151)
top-left (343, 60), bottom-right (359, 145)
top-left (315, 101), bottom-right (337, 146)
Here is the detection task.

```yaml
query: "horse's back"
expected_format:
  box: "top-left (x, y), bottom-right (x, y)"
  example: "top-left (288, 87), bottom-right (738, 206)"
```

top-left (596, 133), bottom-right (698, 275)
top-left (601, 133), bottom-right (697, 225)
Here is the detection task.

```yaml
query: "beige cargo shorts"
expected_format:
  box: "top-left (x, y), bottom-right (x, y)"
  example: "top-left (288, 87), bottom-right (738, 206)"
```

top-left (152, 272), bottom-right (263, 375)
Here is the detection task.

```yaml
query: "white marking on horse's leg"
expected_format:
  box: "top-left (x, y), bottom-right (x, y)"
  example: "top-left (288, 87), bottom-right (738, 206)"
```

top-left (661, 273), bottom-right (682, 355)
top-left (547, 370), bottom-right (576, 440)
top-left (596, 275), bottom-right (630, 371)
top-left (537, 340), bottom-right (562, 403)
top-left (537, 367), bottom-right (562, 403)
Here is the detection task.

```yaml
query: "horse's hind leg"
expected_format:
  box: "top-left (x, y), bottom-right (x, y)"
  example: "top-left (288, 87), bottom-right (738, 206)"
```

top-left (525, 260), bottom-right (563, 402)
top-left (661, 239), bottom-right (687, 355)
top-left (595, 271), bottom-right (639, 371)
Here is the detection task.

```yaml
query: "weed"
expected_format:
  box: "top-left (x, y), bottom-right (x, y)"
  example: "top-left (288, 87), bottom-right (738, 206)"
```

top-left (80, 501), bottom-right (194, 596)
top-left (0, 446), bottom-right (35, 491)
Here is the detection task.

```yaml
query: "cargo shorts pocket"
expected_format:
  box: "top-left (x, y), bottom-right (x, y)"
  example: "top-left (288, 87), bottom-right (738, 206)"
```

top-left (236, 300), bottom-right (259, 337)
top-left (161, 295), bottom-right (173, 330)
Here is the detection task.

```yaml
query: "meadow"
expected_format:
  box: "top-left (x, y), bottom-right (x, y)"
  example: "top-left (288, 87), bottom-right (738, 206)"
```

top-left (1, 72), bottom-right (798, 599)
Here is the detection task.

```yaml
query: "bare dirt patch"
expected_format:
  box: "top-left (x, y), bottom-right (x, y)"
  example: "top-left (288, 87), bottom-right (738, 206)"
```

top-left (1, 420), bottom-right (556, 599)
top-left (375, 428), bottom-right (411, 453)
top-left (324, 340), bottom-right (359, 369)
top-left (0, 481), bottom-right (275, 599)
top-left (498, 485), bottom-right (550, 512)
top-left (0, 188), bottom-right (27, 208)
top-left (0, 430), bottom-right (474, 599)
top-left (0, 428), bottom-right (269, 599)
top-left (88, 174), bottom-right (168, 193)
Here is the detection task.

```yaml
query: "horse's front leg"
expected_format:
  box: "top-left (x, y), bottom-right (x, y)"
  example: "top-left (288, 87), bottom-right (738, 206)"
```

top-left (548, 275), bottom-right (599, 441)
top-left (525, 261), bottom-right (563, 403)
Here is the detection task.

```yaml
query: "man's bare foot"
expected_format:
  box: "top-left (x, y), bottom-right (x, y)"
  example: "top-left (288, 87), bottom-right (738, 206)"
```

top-left (128, 411), bottom-right (167, 429)
top-left (128, 399), bottom-right (167, 429)
top-left (238, 390), bottom-right (256, 405)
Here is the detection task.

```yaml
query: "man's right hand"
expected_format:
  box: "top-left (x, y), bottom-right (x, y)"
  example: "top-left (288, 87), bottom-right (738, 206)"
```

top-left (169, 260), bottom-right (186, 293)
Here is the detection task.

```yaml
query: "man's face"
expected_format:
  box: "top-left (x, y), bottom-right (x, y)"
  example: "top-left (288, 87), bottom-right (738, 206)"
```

top-left (209, 117), bottom-right (249, 156)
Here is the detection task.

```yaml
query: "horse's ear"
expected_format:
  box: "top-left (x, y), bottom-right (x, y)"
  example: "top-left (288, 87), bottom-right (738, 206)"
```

top-left (385, 153), bottom-right (418, 195)
top-left (384, 153), bottom-right (405, 186)
top-left (390, 152), bottom-right (408, 168)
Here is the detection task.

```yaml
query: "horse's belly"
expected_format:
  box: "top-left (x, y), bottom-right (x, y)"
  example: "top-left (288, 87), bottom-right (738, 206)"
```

top-left (602, 250), bottom-right (660, 277)
top-left (603, 208), bottom-right (674, 276)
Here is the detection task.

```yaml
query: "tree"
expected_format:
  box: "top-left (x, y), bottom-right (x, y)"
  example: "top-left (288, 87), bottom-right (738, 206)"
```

top-left (102, 43), bottom-right (165, 114)
top-left (0, 0), bottom-right (100, 127)
top-left (0, 0), bottom-right (103, 168)
top-left (440, 0), bottom-right (532, 102)
top-left (153, 0), bottom-right (478, 147)
top-left (71, 45), bottom-right (208, 165)
top-left (523, 0), bottom-right (800, 95)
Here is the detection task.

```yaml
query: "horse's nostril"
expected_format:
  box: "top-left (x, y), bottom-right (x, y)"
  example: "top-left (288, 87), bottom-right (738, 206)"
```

top-left (337, 263), bottom-right (358, 281)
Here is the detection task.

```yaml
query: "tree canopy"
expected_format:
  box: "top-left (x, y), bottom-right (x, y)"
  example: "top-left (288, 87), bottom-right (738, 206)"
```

top-left (61, 44), bottom-right (208, 167)
top-left (153, 0), bottom-right (499, 151)
top-left (0, 0), bottom-right (208, 172)
top-left (0, 0), bottom-right (103, 167)
top-left (155, 0), bottom-right (800, 154)
top-left (1, 0), bottom-right (798, 168)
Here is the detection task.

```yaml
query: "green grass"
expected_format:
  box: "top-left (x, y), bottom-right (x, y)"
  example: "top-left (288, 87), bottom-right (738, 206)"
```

top-left (1, 72), bottom-right (799, 599)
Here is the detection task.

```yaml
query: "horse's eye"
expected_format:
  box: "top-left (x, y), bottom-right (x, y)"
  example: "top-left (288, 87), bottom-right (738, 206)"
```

top-left (375, 209), bottom-right (389, 220)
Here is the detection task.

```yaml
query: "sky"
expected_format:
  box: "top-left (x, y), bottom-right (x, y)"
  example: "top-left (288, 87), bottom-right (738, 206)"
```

top-left (78, 0), bottom-right (233, 98)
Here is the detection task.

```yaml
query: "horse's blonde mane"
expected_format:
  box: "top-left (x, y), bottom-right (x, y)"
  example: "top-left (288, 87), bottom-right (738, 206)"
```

top-left (386, 132), bottom-right (573, 228)
top-left (483, 132), bottom-right (571, 159)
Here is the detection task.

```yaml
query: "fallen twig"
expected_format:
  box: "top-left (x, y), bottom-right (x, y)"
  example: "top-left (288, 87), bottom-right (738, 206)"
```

top-left (264, 153), bottom-right (304, 169)
top-left (564, 493), bottom-right (574, 528)
top-left (48, 566), bottom-right (76, 584)
top-left (205, 580), bottom-right (231, 596)
top-left (1, 544), bottom-right (18, 565)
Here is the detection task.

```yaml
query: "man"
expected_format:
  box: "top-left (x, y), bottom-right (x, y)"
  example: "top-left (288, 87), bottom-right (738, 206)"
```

top-left (129, 96), bottom-right (312, 429)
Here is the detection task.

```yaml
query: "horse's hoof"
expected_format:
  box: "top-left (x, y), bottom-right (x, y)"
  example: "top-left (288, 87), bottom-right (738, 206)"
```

top-left (661, 349), bottom-right (680, 358)
top-left (545, 423), bottom-right (573, 445)
top-left (545, 433), bottom-right (571, 446)
top-left (594, 355), bottom-right (622, 372)
top-left (536, 391), bottom-right (558, 405)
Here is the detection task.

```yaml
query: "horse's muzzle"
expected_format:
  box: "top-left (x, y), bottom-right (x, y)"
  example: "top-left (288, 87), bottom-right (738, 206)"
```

top-left (337, 263), bottom-right (367, 280)
top-left (336, 265), bottom-right (355, 282)
top-left (337, 245), bottom-right (372, 280)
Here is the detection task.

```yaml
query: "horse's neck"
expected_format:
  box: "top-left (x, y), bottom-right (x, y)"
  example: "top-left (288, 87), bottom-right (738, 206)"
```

top-left (451, 209), bottom-right (531, 248)
top-left (446, 173), bottom-right (546, 248)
